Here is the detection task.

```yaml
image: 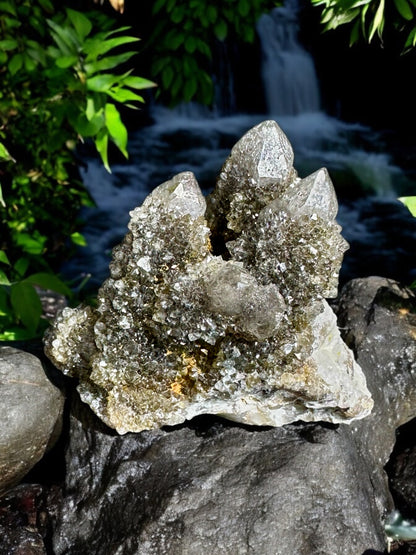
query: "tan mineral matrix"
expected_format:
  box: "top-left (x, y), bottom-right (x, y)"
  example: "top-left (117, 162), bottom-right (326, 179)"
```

top-left (44, 120), bottom-right (373, 433)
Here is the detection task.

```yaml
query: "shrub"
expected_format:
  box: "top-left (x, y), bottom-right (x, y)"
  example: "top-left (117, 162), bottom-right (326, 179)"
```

top-left (0, 0), bottom-right (154, 339)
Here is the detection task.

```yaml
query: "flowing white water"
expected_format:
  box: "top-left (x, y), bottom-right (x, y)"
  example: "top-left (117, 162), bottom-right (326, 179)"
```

top-left (63, 1), bottom-right (415, 288)
top-left (258, 2), bottom-right (320, 115)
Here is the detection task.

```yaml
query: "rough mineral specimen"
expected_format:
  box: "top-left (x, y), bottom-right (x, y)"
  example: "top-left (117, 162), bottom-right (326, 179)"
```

top-left (44, 120), bottom-right (373, 433)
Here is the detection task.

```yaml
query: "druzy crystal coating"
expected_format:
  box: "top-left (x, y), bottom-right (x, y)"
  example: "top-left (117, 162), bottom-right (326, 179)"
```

top-left (44, 121), bottom-right (373, 433)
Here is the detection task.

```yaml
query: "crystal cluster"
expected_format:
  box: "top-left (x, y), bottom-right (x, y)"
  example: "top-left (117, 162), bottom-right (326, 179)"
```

top-left (44, 121), bottom-right (373, 433)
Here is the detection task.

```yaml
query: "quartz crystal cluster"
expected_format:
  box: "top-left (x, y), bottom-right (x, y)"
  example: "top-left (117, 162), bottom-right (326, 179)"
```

top-left (44, 121), bottom-right (373, 433)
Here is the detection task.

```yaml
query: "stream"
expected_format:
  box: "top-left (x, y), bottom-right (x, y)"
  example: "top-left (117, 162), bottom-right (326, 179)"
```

top-left (62, 1), bottom-right (416, 290)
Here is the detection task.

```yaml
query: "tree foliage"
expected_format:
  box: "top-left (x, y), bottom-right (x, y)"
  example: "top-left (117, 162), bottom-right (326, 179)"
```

top-left (0, 0), bottom-right (154, 339)
top-left (147, 0), bottom-right (280, 105)
top-left (311, 0), bottom-right (416, 50)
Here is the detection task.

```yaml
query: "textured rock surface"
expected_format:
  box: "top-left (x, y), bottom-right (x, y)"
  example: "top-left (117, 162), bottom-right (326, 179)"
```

top-left (44, 120), bottom-right (372, 433)
top-left (0, 484), bottom-right (59, 555)
top-left (337, 277), bottom-right (416, 525)
top-left (47, 277), bottom-right (416, 555)
top-left (0, 347), bottom-right (64, 496)
top-left (52, 397), bottom-right (387, 555)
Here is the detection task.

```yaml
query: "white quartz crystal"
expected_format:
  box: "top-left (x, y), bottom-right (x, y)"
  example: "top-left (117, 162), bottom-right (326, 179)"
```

top-left (44, 121), bottom-right (373, 433)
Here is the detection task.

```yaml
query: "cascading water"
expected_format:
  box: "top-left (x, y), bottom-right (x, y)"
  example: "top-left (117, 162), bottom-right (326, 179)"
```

top-left (64, 1), bottom-right (416, 289)
top-left (257, 1), bottom-right (320, 115)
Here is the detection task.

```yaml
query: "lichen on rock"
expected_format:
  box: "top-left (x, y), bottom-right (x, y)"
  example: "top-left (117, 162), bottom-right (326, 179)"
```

top-left (44, 120), bottom-right (373, 433)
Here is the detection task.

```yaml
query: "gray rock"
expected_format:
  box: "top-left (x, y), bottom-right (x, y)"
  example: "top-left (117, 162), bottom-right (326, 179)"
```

top-left (0, 347), bottom-right (65, 497)
top-left (49, 277), bottom-right (416, 554)
top-left (337, 276), bottom-right (416, 523)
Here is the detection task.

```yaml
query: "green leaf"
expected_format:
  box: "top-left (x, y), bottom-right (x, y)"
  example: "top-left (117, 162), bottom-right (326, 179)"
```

top-left (207, 5), bottom-right (218, 23)
top-left (361, 3), bottom-right (369, 36)
top-left (8, 53), bottom-right (23, 75)
top-left (84, 51), bottom-right (136, 75)
top-left (393, 0), bottom-right (413, 19)
top-left (184, 36), bottom-right (197, 53)
top-left (171, 74), bottom-right (183, 99)
top-left (398, 196), bottom-right (416, 217)
top-left (0, 251), bottom-right (10, 266)
top-left (368, 0), bottom-right (385, 42)
top-left (0, 184), bottom-right (5, 208)
top-left (87, 73), bottom-right (119, 92)
top-left (70, 232), bottom-right (87, 247)
top-left (55, 55), bottom-right (78, 68)
top-left (0, 38), bottom-right (18, 50)
top-left (73, 112), bottom-right (105, 137)
top-left (0, 328), bottom-right (42, 341)
top-left (106, 88), bottom-right (145, 103)
top-left (162, 65), bottom-right (174, 88)
top-left (38, 0), bottom-right (54, 13)
top-left (14, 257), bottom-right (29, 278)
top-left (27, 46), bottom-right (47, 66)
top-left (0, 286), bottom-right (10, 316)
top-left (10, 281), bottom-right (42, 333)
top-left (166, 0), bottom-right (176, 12)
top-left (321, 8), bottom-right (335, 25)
top-left (183, 77), bottom-right (198, 102)
top-left (405, 26), bottom-right (416, 49)
top-left (0, 2), bottom-right (17, 16)
top-left (238, 0), bottom-right (250, 17)
top-left (3, 15), bottom-right (20, 30)
top-left (66, 8), bottom-right (92, 41)
top-left (214, 20), bottom-right (228, 40)
top-left (86, 96), bottom-right (96, 121)
top-left (152, 0), bottom-right (167, 14)
top-left (0, 269), bottom-right (10, 286)
top-left (349, 19), bottom-right (361, 45)
top-left (0, 142), bottom-right (15, 162)
top-left (95, 128), bottom-right (110, 172)
top-left (195, 39), bottom-right (212, 58)
top-left (24, 53), bottom-right (37, 72)
top-left (25, 272), bottom-right (72, 296)
top-left (166, 33), bottom-right (184, 50)
top-left (198, 70), bottom-right (214, 105)
top-left (105, 103), bottom-right (128, 158)
top-left (171, 6), bottom-right (185, 23)
top-left (122, 75), bottom-right (156, 90)
top-left (48, 19), bottom-right (79, 54)
top-left (15, 233), bottom-right (46, 255)
top-left (151, 57), bottom-right (170, 75)
top-left (84, 35), bottom-right (139, 62)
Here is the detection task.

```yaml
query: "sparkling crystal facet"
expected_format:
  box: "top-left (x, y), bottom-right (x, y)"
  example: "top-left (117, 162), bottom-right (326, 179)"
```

top-left (44, 121), bottom-right (373, 433)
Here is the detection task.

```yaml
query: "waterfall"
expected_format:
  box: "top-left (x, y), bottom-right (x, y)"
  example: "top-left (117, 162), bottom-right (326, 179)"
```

top-left (63, 0), bottom-right (415, 289)
top-left (257, 0), bottom-right (321, 115)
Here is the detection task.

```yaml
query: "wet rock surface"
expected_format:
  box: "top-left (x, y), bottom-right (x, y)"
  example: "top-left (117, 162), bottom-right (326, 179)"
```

top-left (52, 397), bottom-right (386, 555)
top-left (1, 277), bottom-right (415, 553)
top-left (0, 347), bottom-right (65, 497)
top-left (46, 277), bottom-right (416, 555)
top-left (336, 277), bottom-right (416, 534)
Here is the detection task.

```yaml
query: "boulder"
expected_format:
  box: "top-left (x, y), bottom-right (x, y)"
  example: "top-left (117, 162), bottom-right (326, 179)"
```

top-left (49, 278), bottom-right (416, 554)
top-left (0, 347), bottom-right (65, 497)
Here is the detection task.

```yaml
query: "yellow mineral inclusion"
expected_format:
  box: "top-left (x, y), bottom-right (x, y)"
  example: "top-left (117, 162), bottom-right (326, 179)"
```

top-left (170, 382), bottom-right (183, 395)
top-left (43, 121), bottom-right (374, 433)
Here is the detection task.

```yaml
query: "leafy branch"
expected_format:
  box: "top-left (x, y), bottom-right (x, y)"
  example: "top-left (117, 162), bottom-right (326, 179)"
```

top-left (0, 2), bottom-right (155, 339)
top-left (311, 0), bottom-right (416, 49)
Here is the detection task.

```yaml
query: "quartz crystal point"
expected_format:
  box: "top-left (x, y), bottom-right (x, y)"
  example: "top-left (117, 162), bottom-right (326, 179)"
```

top-left (44, 121), bottom-right (373, 434)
